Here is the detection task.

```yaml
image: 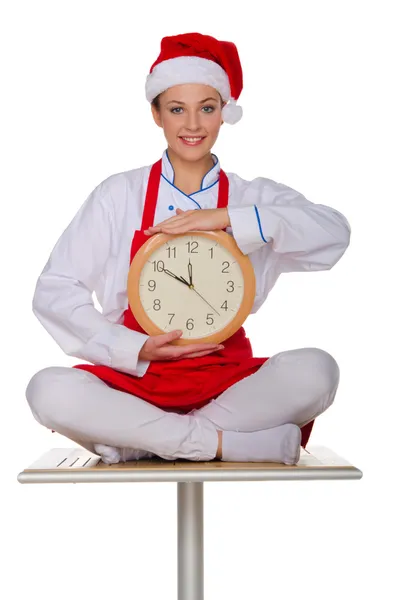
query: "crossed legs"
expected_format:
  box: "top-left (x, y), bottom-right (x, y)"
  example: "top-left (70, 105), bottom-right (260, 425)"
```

top-left (25, 347), bottom-right (339, 463)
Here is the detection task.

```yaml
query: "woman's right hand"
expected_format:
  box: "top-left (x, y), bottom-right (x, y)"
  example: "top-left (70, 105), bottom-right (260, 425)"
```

top-left (138, 330), bottom-right (224, 362)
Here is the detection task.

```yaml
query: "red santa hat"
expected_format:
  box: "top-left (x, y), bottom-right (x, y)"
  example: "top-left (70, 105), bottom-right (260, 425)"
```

top-left (145, 32), bottom-right (243, 125)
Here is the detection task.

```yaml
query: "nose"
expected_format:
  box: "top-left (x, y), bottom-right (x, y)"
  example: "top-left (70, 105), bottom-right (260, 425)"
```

top-left (184, 109), bottom-right (202, 132)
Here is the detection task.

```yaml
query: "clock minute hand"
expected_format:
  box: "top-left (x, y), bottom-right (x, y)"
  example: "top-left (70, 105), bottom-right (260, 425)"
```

top-left (164, 266), bottom-right (220, 316)
top-left (188, 259), bottom-right (193, 286)
top-left (189, 286), bottom-right (221, 316)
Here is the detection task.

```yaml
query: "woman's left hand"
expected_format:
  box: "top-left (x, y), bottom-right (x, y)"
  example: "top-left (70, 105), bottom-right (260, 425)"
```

top-left (144, 208), bottom-right (230, 235)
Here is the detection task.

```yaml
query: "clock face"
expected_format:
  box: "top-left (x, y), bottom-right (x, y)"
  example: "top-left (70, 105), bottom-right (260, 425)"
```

top-left (138, 234), bottom-right (245, 339)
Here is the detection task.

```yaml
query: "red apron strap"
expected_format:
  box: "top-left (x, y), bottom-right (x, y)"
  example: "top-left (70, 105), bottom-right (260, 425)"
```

top-left (217, 169), bottom-right (229, 209)
top-left (142, 159), bottom-right (162, 230)
top-left (142, 160), bottom-right (227, 220)
top-left (129, 159), bottom-right (162, 264)
top-left (130, 161), bottom-right (228, 263)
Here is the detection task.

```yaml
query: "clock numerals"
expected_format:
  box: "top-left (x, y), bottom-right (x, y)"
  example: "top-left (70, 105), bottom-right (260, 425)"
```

top-left (140, 237), bottom-right (244, 336)
top-left (148, 278), bottom-right (235, 295)
top-left (226, 280), bottom-right (234, 293)
top-left (153, 260), bottom-right (165, 272)
top-left (185, 314), bottom-right (218, 331)
top-left (186, 241), bottom-right (199, 254)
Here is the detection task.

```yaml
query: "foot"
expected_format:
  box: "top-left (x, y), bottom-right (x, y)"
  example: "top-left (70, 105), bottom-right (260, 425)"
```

top-left (94, 443), bottom-right (121, 464)
top-left (221, 423), bottom-right (302, 465)
top-left (94, 443), bottom-right (154, 464)
top-left (120, 448), bottom-right (155, 462)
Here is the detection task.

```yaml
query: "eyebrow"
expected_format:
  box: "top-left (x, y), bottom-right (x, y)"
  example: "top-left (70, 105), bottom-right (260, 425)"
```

top-left (166, 97), bottom-right (218, 105)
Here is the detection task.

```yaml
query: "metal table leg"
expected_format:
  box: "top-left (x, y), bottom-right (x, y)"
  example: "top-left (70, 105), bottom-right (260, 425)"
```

top-left (178, 481), bottom-right (204, 600)
top-left (17, 446), bottom-right (363, 599)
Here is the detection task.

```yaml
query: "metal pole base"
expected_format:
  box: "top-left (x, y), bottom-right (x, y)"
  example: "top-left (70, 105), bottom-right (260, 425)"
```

top-left (178, 481), bottom-right (204, 600)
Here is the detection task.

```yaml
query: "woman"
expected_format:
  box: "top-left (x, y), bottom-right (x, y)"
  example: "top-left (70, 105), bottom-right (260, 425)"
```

top-left (26, 32), bottom-right (350, 465)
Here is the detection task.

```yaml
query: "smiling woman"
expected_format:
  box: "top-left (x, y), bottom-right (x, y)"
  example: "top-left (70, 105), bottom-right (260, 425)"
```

top-left (26, 32), bottom-right (351, 468)
top-left (150, 85), bottom-right (226, 195)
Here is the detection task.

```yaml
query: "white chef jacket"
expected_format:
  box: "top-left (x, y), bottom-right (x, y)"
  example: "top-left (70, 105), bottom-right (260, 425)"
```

top-left (32, 149), bottom-right (351, 379)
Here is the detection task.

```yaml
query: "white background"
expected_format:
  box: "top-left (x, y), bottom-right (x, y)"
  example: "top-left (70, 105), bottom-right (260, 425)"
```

top-left (3, 1), bottom-right (396, 598)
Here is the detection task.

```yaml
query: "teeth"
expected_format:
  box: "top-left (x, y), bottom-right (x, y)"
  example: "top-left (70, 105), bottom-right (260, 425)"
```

top-left (182, 137), bottom-right (203, 142)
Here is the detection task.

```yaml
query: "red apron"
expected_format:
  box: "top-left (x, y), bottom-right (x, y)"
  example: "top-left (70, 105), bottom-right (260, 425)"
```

top-left (72, 159), bottom-right (314, 448)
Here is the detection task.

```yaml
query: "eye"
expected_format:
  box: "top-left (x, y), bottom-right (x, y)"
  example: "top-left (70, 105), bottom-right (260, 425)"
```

top-left (170, 105), bottom-right (216, 114)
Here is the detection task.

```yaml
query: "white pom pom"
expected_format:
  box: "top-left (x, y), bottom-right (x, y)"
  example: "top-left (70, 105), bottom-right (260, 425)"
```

top-left (222, 98), bottom-right (243, 124)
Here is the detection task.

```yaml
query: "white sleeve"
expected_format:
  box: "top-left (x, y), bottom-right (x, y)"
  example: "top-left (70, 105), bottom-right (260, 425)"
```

top-left (227, 177), bottom-right (351, 271)
top-left (32, 180), bottom-right (151, 377)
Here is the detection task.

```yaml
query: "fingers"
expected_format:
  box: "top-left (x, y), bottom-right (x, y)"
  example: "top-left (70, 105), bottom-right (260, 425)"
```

top-left (170, 343), bottom-right (223, 360)
top-left (181, 343), bottom-right (222, 353)
top-left (160, 212), bottom-right (190, 225)
top-left (147, 211), bottom-right (192, 230)
top-left (150, 330), bottom-right (224, 361)
top-left (178, 349), bottom-right (220, 359)
top-left (154, 330), bottom-right (183, 346)
top-left (170, 349), bottom-right (217, 360)
top-left (158, 331), bottom-right (219, 351)
top-left (147, 222), bottom-right (189, 235)
top-left (146, 211), bottom-right (197, 234)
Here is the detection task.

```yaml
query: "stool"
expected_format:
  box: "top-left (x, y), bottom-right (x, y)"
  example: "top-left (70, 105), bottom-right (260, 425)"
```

top-left (17, 445), bottom-right (363, 599)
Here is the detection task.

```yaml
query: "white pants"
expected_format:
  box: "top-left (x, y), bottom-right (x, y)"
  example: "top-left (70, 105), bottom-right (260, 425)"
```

top-left (25, 347), bottom-right (340, 461)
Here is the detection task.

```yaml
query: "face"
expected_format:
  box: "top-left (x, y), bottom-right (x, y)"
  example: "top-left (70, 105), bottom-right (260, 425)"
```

top-left (151, 83), bottom-right (226, 162)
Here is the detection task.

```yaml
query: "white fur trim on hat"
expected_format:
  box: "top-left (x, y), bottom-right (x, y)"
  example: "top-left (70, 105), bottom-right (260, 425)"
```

top-left (145, 56), bottom-right (231, 103)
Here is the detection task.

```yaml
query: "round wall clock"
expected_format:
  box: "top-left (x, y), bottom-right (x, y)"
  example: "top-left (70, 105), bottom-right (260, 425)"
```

top-left (127, 230), bottom-right (256, 345)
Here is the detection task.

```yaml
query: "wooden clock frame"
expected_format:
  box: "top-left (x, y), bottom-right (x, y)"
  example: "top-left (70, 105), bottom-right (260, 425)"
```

top-left (127, 229), bottom-right (256, 345)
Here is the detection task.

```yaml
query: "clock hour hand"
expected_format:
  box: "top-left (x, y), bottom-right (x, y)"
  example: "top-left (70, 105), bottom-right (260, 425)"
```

top-left (179, 275), bottom-right (190, 286)
top-left (163, 268), bottom-right (190, 287)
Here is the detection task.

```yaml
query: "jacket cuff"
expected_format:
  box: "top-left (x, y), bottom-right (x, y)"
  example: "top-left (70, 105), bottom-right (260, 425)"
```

top-left (227, 205), bottom-right (268, 255)
top-left (107, 325), bottom-right (151, 377)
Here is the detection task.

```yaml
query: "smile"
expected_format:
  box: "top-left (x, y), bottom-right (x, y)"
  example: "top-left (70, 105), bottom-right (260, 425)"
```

top-left (179, 137), bottom-right (206, 146)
